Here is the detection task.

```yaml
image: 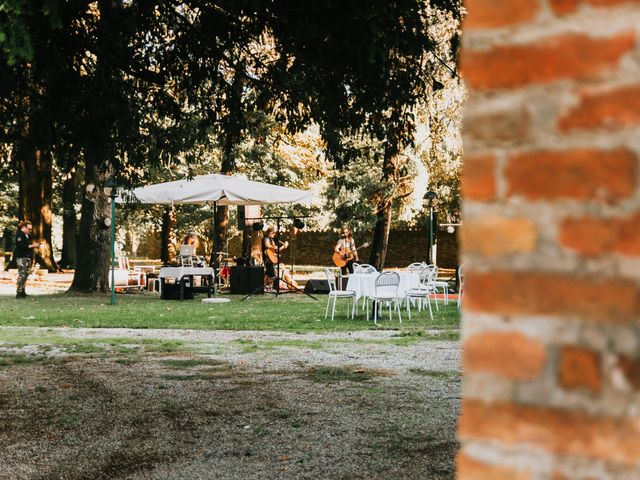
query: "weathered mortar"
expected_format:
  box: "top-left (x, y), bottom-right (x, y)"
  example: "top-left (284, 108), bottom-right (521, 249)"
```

top-left (459, 0), bottom-right (640, 478)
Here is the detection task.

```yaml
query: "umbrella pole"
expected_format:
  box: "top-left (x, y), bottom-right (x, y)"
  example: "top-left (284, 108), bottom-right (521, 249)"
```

top-left (212, 201), bottom-right (218, 295)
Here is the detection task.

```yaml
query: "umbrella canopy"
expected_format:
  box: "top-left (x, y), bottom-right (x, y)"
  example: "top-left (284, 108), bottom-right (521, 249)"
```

top-left (115, 173), bottom-right (313, 206)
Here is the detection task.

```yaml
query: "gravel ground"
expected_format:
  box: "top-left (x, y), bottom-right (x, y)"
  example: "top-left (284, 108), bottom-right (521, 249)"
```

top-left (0, 327), bottom-right (461, 480)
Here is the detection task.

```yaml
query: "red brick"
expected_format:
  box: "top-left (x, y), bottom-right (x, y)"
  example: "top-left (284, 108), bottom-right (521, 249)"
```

top-left (465, 0), bottom-right (539, 30)
top-left (463, 155), bottom-right (496, 201)
top-left (465, 271), bottom-right (640, 323)
top-left (464, 108), bottom-right (531, 147)
top-left (459, 400), bottom-right (640, 464)
top-left (560, 213), bottom-right (640, 256)
top-left (461, 33), bottom-right (635, 90)
top-left (558, 346), bottom-right (602, 393)
top-left (550, 0), bottom-right (582, 13)
top-left (550, 0), bottom-right (639, 15)
top-left (464, 332), bottom-right (547, 380)
top-left (462, 216), bottom-right (537, 256)
top-left (457, 452), bottom-right (530, 480)
top-left (559, 85), bottom-right (640, 131)
top-left (505, 148), bottom-right (638, 201)
top-left (615, 355), bottom-right (640, 390)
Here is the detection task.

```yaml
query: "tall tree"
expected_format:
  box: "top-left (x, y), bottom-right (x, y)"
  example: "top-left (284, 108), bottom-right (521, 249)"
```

top-left (0, 1), bottom-right (70, 272)
top-left (67, 1), bottom-right (269, 290)
top-left (263, 0), bottom-right (454, 269)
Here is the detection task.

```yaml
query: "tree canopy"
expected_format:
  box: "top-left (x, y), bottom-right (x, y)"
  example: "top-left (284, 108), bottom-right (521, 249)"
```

top-left (0, 0), bottom-right (463, 285)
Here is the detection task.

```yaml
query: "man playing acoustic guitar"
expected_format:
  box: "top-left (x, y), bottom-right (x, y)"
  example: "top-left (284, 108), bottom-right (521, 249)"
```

top-left (263, 226), bottom-right (289, 290)
top-left (334, 226), bottom-right (358, 275)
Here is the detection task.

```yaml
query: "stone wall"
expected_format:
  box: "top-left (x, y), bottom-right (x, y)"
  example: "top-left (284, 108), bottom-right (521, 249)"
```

top-left (459, 1), bottom-right (640, 478)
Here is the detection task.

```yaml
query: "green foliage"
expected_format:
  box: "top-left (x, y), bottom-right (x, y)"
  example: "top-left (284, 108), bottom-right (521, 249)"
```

top-left (323, 134), bottom-right (421, 230)
top-left (261, 0), bottom-right (443, 217)
top-left (0, 1), bottom-right (463, 273)
top-left (0, 180), bottom-right (18, 240)
top-left (0, 0), bottom-right (61, 65)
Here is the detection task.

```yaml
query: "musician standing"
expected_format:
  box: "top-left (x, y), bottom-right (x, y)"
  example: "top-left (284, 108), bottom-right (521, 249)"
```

top-left (263, 226), bottom-right (288, 290)
top-left (335, 227), bottom-right (358, 275)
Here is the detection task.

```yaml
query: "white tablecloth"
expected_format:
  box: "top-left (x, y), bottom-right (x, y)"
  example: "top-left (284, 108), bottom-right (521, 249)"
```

top-left (346, 271), bottom-right (420, 300)
top-left (159, 266), bottom-right (214, 281)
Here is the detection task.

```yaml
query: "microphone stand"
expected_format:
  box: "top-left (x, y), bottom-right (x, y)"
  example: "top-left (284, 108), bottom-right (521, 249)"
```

top-left (241, 215), bottom-right (317, 301)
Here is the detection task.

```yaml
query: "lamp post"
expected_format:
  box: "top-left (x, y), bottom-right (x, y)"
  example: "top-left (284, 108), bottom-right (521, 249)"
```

top-left (105, 179), bottom-right (117, 305)
top-left (424, 191), bottom-right (437, 264)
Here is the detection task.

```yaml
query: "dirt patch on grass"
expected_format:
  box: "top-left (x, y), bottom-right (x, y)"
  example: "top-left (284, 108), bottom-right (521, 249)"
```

top-left (0, 329), bottom-right (460, 479)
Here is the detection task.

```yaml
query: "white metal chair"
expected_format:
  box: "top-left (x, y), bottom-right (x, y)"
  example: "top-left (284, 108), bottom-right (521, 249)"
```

top-left (366, 272), bottom-right (402, 324)
top-left (109, 255), bottom-right (146, 291)
top-left (427, 264), bottom-right (449, 307)
top-left (323, 268), bottom-right (357, 321)
top-left (457, 264), bottom-right (464, 308)
top-left (407, 262), bottom-right (427, 273)
top-left (404, 266), bottom-right (434, 321)
top-left (354, 263), bottom-right (377, 274)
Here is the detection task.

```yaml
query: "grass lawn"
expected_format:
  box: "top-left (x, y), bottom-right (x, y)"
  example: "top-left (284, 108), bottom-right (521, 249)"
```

top-left (0, 292), bottom-right (459, 333)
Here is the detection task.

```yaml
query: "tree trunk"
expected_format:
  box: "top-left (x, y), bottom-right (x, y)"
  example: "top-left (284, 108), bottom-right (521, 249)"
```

top-left (68, 157), bottom-right (112, 293)
top-left (59, 170), bottom-right (78, 269)
top-left (215, 66), bottom-right (244, 256)
top-left (17, 141), bottom-right (60, 272)
top-left (368, 144), bottom-right (398, 271)
top-left (368, 202), bottom-right (393, 271)
top-left (160, 206), bottom-right (176, 264)
top-left (69, 0), bottom-right (122, 292)
top-left (214, 205), bottom-right (230, 256)
top-left (3, 227), bottom-right (16, 270)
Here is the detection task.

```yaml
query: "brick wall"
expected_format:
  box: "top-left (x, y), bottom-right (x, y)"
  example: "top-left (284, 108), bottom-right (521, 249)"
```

top-left (459, 1), bottom-right (640, 479)
top-left (132, 228), bottom-right (460, 268)
top-left (228, 229), bottom-right (460, 269)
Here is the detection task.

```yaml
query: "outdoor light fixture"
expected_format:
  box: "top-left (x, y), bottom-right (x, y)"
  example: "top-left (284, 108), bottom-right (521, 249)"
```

top-left (424, 190), bottom-right (438, 264)
top-left (104, 178), bottom-right (118, 306)
top-left (293, 218), bottom-right (305, 230)
top-left (425, 190), bottom-right (437, 204)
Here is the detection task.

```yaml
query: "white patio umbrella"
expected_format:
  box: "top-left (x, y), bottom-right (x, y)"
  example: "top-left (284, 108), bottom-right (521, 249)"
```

top-left (115, 173), bottom-right (313, 206)
top-left (108, 173), bottom-right (313, 303)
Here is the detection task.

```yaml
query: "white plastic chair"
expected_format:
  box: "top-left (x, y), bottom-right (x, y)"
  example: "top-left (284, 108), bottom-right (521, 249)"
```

top-left (323, 268), bottom-right (357, 321)
top-left (457, 264), bottom-right (464, 308)
top-left (404, 266), bottom-right (434, 321)
top-left (366, 272), bottom-right (402, 324)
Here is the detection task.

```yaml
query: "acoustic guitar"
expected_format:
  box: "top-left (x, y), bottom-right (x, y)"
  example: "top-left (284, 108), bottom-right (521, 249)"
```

top-left (332, 242), bottom-right (370, 268)
top-left (265, 241), bottom-right (289, 264)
